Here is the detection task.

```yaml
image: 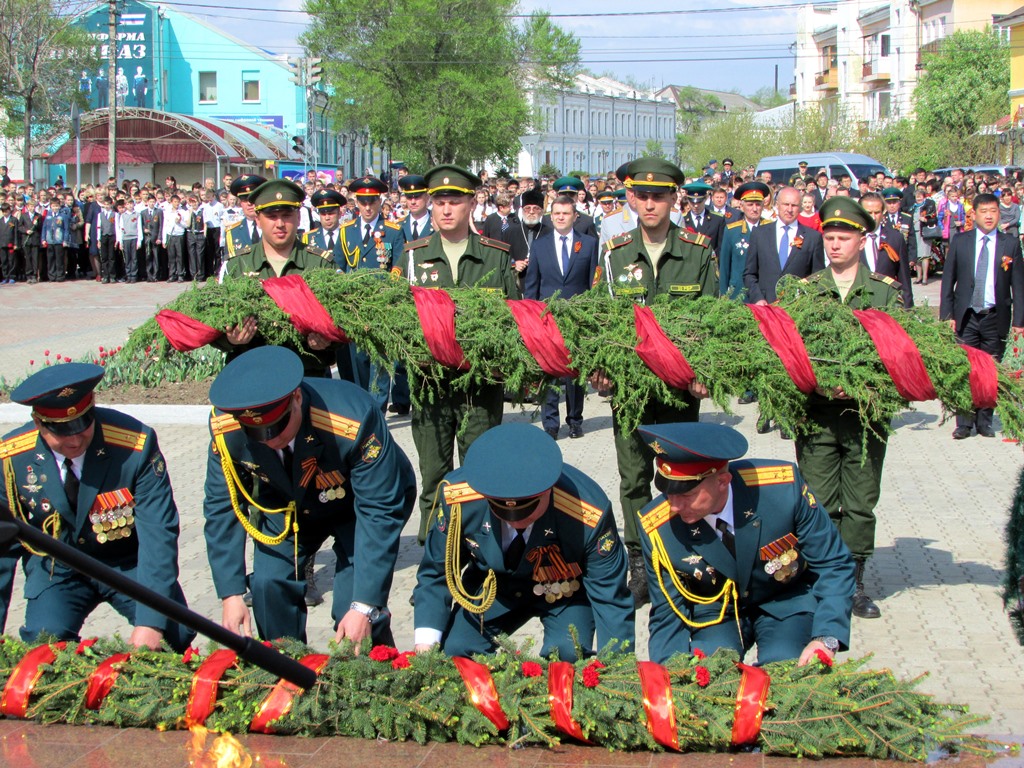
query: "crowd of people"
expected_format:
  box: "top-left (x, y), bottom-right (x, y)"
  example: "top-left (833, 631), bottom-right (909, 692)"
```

top-left (0, 156), bottom-right (1020, 671)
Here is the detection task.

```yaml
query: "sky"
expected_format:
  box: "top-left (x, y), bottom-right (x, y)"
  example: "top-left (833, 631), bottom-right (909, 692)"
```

top-left (167, 0), bottom-right (799, 97)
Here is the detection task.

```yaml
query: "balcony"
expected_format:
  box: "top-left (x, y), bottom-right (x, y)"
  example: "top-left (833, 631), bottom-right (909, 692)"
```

top-left (814, 68), bottom-right (838, 91)
top-left (862, 60), bottom-right (890, 83)
top-left (916, 38), bottom-right (944, 69)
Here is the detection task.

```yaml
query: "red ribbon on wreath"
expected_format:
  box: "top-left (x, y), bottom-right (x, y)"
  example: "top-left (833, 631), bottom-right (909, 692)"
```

top-left (852, 309), bottom-right (937, 401)
top-left (451, 656), bottom-right (508, 731)
top-left (84, 652), bottom-right (131, 710)
top-left (1, 642), bottom-right (67, 718)
top-left (960, 344), bottom-right (999, 409)
top-left (185, 648), bottom-right (238, 726)
top-left (633, 305), bottom-right (696, 390)
top-left (410, 287), bottom-right (469, 370)
top-left (748, 304), bottom-right (818, 394)
top-left (731, 663), bottom-right (771, 746)
top-left (636, 661), bottom-right (679, 751)
top-left (261, 275), bottom-right (350, 343)
top-left (506, 299), bottom-right (577, 378)
top-left (249, 653), bottom-right (329, 734)
top-left (547, 661), bottom-right (590, 743)
top-left (154, 309), bottom-right (223, 352)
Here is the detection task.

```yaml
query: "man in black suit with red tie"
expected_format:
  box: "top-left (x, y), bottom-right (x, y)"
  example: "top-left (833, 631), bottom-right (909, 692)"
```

top-left (743, 186), bottom-right (825, 305)
top-left (858, 192), bottom-right (914, 308)
top-left (523, 194), bottom-right (599, 440)
top-left (682, 182), bottom-right (724, 253)
top-left (941, 193), bottom-right (1024, 439)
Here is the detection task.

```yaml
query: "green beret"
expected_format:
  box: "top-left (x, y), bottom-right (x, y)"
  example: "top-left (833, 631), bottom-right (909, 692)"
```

top-left (819, 196), bottom-right (876, 233)
top-left (425, 164), bottom-right (480, 196)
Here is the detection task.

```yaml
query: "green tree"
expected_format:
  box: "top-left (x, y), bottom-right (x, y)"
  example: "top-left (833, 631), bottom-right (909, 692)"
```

top-left (641, 138), bottom-right (668, 159)
top-left (746, 86), bottom-right (789, 109)
top-left (301, 1), bottom-right (580, 168)
top-left (915, 29), bottom-right (1009, 140)
top-left (673, 86), bottom-right (724, 135)
top-left (0, 0), bottom-right (96, 181)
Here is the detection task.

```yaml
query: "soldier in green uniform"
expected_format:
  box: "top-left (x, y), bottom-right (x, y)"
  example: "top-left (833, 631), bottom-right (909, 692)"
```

top-left (635, 422), bottom-right (854, 664)
top-left (223, 174), bottom-right (266, 263)
top-left (593, 157), bottom-right (717, 605)
top-left (795, 196), bottom-right (902, 620)
top-left (413, 423), bottom-right (633, 660)
top-left (217, 179), bottom-right (336, 377)
top-left (396, 165), bottom-right (520, 544)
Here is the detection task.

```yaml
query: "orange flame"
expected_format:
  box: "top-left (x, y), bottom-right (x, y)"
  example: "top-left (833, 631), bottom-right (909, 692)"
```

top-left (188, 724), bottom-right (255, 768)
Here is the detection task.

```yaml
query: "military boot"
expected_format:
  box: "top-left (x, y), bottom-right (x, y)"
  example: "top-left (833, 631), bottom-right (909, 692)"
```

top-left (852, 560), bottom-right (880, 619)
top-left (304, 557), bottom-right (324, 607)
top-left (628, 550), bottom-right (649, 608)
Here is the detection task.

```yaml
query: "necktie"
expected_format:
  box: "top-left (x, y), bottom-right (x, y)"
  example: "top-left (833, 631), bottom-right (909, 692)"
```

top-left (695, 214), bottom-right (702, 229)
top-left (560, 235), bottom-right (570, 275)
top-left (504, 528), bottom-right (526, 570)
top-left (778, 224), bottom-right (790, 269)
top-left (973, 235), bottom-right (990, 312)
top-left (63, 458), bottom-right (79, 511)
top-left (326, 232), bottom-right (334, 251)
top-left (868, 234), bottom-right (878, 269)
top-left (251, 222), bottom-right (258, 241)
top-left (500, 217), bottom-right (508, 233)
top-left (412, 220), bottom-right (419, 240)
top-left (715, 518), bottom-right (736, 558)
top-left (280, 445), bottom-right (293, 472)
top-left (363, 223), bottom-right (372, 245)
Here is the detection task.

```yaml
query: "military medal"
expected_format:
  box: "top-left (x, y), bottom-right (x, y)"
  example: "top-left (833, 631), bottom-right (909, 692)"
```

top-left (527, 544), bottom-right (583, 602)
top-left (89, 488), bottom-right (136, 544)
top-left (26, 467), bottom-right (38, 485)
top-left (315, 469), bottom-right (346, 502)
top-left (760, 534), bottom-right (799, 577)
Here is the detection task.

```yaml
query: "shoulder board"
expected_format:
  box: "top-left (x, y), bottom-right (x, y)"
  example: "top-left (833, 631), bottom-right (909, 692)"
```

top-left (231, 245), bottom-right (251, 258)
top-left (225, 220), bottom-right (242, 232)
top-left (552, 487), bottom-right (602, 528)
top-left (210, 413), bottom-right (241, 436)
top-left (479, 236), bottom-right (510, 252)
top-left (404, 236), bottom-right (432, 250)
top-left (735, 464), bottom-right (795, 487)
top-left (0, 430), bottom-right (39, 460)
top-left (709, 210), bottom-right (724, 218)
top-left (101, 423), bottom-right (147, 452)
top-left (309, 407), bottom-right (360, 441)
top-left (341, 219), bottom-right (357, 228)
top-left (680, 230), bottom-right (710, 248)
top-left (384, 220), bottom-right (401, 230)
top-left (640, 500), bottom-right (672, 536)
top-left (726, 219), bottom-right (745, 230)
top-left (607, 232), bottom-right (632, 250)
top-left (443, 481), bottom-right (484, 505)
top-left (870, 272), bottom-right (901, 288)
top-left (306, 244), bottom-right (332, 261)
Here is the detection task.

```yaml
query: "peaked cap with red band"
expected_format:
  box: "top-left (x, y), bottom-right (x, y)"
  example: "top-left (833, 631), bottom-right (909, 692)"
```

top-left (11, 363), bottom-right (105, 436)
top-left (208, 347), bottom-right (304, 441)
top-left (638, 422), bottom-right (748, 495)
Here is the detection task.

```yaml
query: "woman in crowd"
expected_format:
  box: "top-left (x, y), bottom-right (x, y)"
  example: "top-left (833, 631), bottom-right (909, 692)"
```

top-left (798, 192), bottom-right (822, 231)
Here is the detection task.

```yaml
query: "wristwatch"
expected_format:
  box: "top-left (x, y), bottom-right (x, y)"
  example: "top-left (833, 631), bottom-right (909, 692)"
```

top-left (813, 636), bottom-right (840, 654)
top-left (350, 602), bottom-right (381, 622)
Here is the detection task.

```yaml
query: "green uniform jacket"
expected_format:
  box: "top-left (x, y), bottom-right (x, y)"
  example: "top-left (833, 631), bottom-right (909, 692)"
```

top-left (601, 224), bottom-right (718, 302)
top-left (222, 237), bottom-right (334, 280)
top-left (801, 264), bottom-right (901, 311)
top-left (0, 409), bottom-right (183, 632)
top-left (637, 459), bottom-right (855, 664)
top-left (336, 217), bottom-right (405, 272)
top-left (413, 464), bottom-right (635, 651)
top-left (202, 378), bottom-right (416, 607)
top-left (400, 231), bottom-right (521, 297)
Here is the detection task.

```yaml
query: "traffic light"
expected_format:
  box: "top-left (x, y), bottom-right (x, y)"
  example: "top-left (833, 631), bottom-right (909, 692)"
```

top-left (287, 56), bottom-right (303, 86)
top-left (292, 135), bottom-right (306, 155)
top-left (307, 58), bottom-right (323, 85)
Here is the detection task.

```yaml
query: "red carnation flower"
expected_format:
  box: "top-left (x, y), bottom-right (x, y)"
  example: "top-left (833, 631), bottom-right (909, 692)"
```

top-left (692, 648), bottom-right (706, 660)
top-left (695, 666), bottom-right (711, 687)
top-left (182, 646), bottom-right (200, 664)
top-left (369, 645), bottom-right (400, 662)
top-left (581, 660), bottom-right (605, 688)
top-left (814, 649), bottom-right (833, 667)
top-left (521, 661), bottom-right (543, 678)
top-left (391, 651), bottom-right (415, 670)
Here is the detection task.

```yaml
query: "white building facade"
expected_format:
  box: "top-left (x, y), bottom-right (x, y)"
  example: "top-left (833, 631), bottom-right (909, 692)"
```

top-left (517, 75), bottom-right (676, 178)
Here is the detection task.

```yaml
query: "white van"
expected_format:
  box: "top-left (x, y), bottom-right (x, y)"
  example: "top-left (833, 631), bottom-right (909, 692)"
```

top-left (755, 152), bottom-right (888, 184)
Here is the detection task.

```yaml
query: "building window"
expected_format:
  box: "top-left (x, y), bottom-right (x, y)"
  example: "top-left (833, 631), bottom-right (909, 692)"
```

top-left (242, 71), bottom-right (260, 102)
top-left (880, 34), bottom-right (890, 58)
top-left (199, 71), bottom-right (217, 103)
top-left (879, 91), bottom-right (891, 120)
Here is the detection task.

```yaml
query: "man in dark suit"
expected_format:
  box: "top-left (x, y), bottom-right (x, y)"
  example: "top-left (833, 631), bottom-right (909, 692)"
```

top-left (523, 194), bottom-right (599, 440)
top-left (543, 177), bottom-right (597, 239)
top-left (682, 182), bottom-right (724, 253)
top-left (858, 192), bottom-right (914, 308)
top-left (481, 192), bottom-right (517, 243)
top-left (810, 172), bottom-right (830, 209)
top-left (743, 185), bottom-right (825, 305)
top-left (940, 193), bottom-right (1024, 438)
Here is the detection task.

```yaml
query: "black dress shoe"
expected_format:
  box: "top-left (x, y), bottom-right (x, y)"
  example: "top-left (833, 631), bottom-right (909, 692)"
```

top-left (977, 427), bottom-right (996, 438)
top-left (569, 424), bottom-right (584, 439)
top-left (952, 427), bottom-right (973, 440)
top-left (852, 589), bottom-right (881, 619)
top-left (756, 419), bottom-right (772, 434)
top-left (738, 391), bottom-right (757, 405)
top-left (544, 427), bottom-right (559, 440)
top-left (388, 403), bottom-right (411, 415)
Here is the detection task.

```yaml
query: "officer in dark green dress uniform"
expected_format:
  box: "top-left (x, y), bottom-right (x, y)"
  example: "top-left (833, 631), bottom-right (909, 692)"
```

top-left (223, 174), bottom-right (266, 261)
top-left (218, 179), bottom-right (336, 377)
top-left (0, 364), bottom-right (195, 650)
top-left (795, 196), bottom-right (902, 620)
top-left (413, 423), bottom-right (634, 660)
top-left (594, 157), bottom-right (717, 605)
top-left (397, 165), bottom-right (521, 544)
top-left (635, 422), bottom-right (854, 665)
top-left (202, 346), bottom-right (416, 645)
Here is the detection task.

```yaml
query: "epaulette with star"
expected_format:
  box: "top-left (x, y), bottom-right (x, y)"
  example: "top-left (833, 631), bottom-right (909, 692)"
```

top-left (384, 220), bottom-right (401, 231)
top-left (870, 272), bottom-right (901, 289)
top-left (101, 423), bottom-right (147, 452)
top-left (552, 487), bottom-right (602, 528)
top-left (309, 407), bottom-right (360, 441)
top-left (479, 236), bottom-right (510, 252)
top-left (726, 219), bottom-right (746, 230)
top-left (606, 232), bottom-right (632, 250)
top-left (404, 236), bottom-right (432, 251)
top-left (341, 218), bottom-right (357, 228)
top-left (640, 500), bottom-right (672, 535)
top-left (735, 464), bottom-right (795, 487)
top-left (680, 229), bottom-right (710, 248)
top-left (0, 429), bottom-right (39, 460)
top-left (443, 482), bottom-right (484, 505)
top-left (224, 220), bottom-right (242, 232)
